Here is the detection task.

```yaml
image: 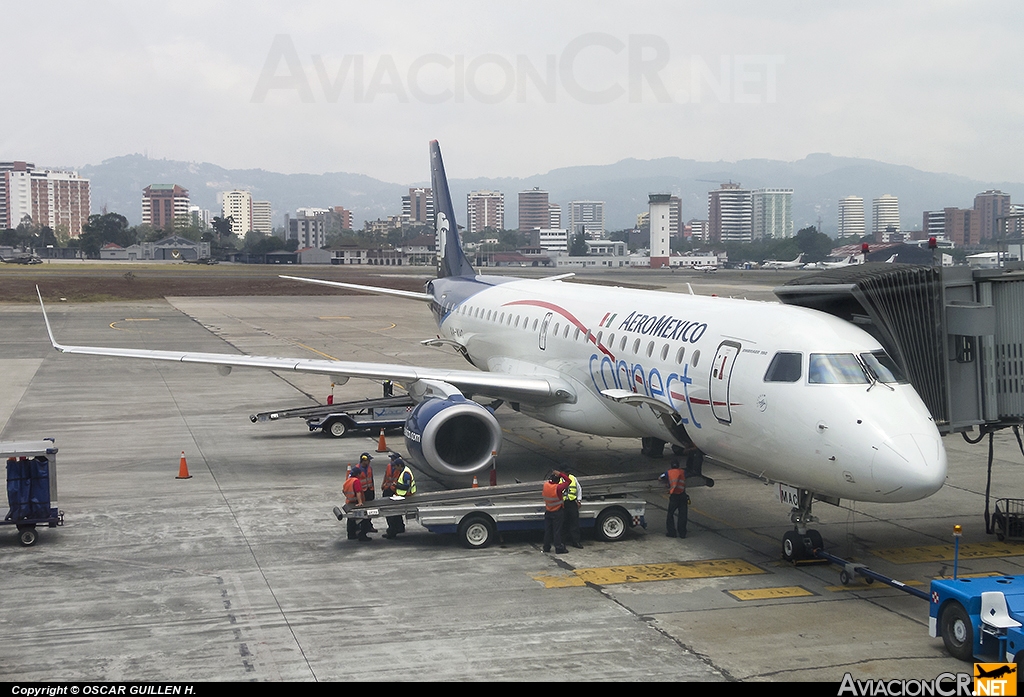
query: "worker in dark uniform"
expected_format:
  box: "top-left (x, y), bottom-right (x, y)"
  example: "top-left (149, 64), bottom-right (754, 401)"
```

top-left (542, 471), bottom-right (570, 554)
top-left (562, 471), bottom-right (583, 549)
top-left (381, 452), bottom-right (402, 498)
top-left (384, 457), bottom-right (416, 539)
top-left (660, 459), bottom-right (687, 538)
top-left (343, 466), bottom-right (372, 541)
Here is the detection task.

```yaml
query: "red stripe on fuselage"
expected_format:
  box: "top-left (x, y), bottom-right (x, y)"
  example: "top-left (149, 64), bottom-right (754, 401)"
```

top-left (503, 299), bottom-right (615, 360)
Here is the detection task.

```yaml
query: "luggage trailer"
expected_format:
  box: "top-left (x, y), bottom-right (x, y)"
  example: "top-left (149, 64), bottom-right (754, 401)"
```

top-left (331, 471), bottom-right (694, 549)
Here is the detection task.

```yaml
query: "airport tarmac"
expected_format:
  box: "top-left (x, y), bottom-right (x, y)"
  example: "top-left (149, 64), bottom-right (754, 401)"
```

top-left (2, 269), bottom-right (1022, 682)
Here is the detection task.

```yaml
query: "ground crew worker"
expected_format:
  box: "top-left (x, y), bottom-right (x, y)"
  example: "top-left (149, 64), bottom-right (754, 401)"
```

top-left (381, 452), bottom-right (402, 497)
top-left (385, 458), bottom-right (416, 539)
top-left (562, 471), bottom-right (583, 549)
top-left (660, 459), bottom-right (687, 538)
top-left (358, 453), bottom-right (375, 502)
top-left (343, 466), bottom-right (372, 542)
top-left (542, 471), bottom-right (570, 554)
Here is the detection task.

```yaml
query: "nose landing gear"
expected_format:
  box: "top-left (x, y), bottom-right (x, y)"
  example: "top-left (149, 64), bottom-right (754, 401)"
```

top-left (782, 489), bottom-right (824, 562)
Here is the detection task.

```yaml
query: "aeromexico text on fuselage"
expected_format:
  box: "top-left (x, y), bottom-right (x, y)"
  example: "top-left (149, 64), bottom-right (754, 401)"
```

top-left (601, 311), bottom-right (708, 344)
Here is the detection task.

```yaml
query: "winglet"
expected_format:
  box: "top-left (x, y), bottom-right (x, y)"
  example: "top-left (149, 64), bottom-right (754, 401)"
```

top-left (36, 286), bottom-right (66, 352)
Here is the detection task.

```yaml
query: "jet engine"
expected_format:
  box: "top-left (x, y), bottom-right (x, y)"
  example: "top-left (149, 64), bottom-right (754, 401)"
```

top-left (403, 395), bottom-right (502, 476)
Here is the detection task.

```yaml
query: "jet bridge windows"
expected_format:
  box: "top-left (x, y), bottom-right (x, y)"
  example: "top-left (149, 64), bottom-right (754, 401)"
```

top-left (764, 352), bottom-right (803, 383)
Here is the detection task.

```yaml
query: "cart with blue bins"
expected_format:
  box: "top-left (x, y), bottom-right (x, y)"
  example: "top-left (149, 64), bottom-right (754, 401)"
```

top-left (3, 438), bottom-right (62, 546)
top-left (929, 575), bottom-right (1024, 665)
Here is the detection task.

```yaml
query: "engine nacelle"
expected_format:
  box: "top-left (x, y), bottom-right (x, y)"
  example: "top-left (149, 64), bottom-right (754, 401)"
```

top-left (403, 395), bottom-right (502, 476)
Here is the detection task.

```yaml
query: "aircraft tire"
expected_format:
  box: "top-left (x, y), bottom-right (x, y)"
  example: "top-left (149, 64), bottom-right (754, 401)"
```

top-left (782, 531), bottom-right (802, 562)
top-left (940, 601), bottom-right (974, 662)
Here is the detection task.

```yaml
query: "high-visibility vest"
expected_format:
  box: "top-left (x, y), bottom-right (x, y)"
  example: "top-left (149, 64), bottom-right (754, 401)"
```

top-left (359, 463), bottom-right (374, 492)
top-left (343, 476), bottom-right (361, 505)
top-left (382, 463), bottom-right (400, 493)
top-left (665, 468), bottom-right (686, 495)
top-left (394, 466), bottom-right (416, 497)
top-left (543, 481), bottom-right (564, 511)
top-left (564, 474), bottom-right (579, 502)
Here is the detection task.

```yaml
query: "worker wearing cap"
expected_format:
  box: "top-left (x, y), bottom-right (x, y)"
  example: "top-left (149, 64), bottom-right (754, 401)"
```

top-left (542, 471), bottom-right (570, 554)
top-left (385, 458), bottom-right (416, 539)
top-left (660, 459), bottom-right (687, 539)
top-left (358, 453), bottom-right (375, 502)
top-left (562, 471), bottom-right (583, 549)
top-left (381, 452), bottom-right (402, 498)
top-left (343, 466), bottom-right (372, 542)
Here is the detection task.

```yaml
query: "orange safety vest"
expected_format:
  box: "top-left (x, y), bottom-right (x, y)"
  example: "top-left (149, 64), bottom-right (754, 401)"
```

top-left (543, 481), bottom-right (564, 512)
top-left (359, 464), bottom-right (374, 492)
top-left (665, 468), bottom-right (686, 495)
top-left (382, 463), bottom-right (399, 493)
top-left (343, 476), bottom-right (361, 505)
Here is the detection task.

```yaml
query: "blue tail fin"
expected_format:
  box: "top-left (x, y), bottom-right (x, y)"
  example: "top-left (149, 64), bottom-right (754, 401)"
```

top-left (430, 141), bottom-right (475, 279)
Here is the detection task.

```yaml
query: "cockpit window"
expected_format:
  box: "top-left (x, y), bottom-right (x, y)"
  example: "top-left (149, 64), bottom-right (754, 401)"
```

top-left (808, 354), bottom-right (870, 384)
top-left (764, 352), bottom-right (802, 382)
top-left (860, 350), bottom-right (907, 384)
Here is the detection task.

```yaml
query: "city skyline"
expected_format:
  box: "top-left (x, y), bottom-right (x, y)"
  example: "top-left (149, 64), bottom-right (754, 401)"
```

top-left (2, 3), bottom-right (1022, 188)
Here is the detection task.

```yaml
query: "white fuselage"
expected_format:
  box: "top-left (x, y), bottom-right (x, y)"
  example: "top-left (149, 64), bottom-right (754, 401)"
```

top-left (436, 277), bottom-right (947, 504)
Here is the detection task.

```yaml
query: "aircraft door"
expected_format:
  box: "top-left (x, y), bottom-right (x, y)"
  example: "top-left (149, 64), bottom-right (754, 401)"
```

top-left (539, 312), bottom-right (553, 350)
top-left (710, 340), bottom-right (741, 423)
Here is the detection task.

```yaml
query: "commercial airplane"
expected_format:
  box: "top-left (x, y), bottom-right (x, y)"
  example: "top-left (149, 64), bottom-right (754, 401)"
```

top-left (761, 254), bottom-right (804, 269)
top-left (37, 141), bottom-right (947, 560)
top-left (814, 255), bottom-right (859, 270)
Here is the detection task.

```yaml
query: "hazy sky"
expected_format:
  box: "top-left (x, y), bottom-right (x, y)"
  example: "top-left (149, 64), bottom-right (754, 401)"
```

top-left (2, 1), bottom-right (1021, 184)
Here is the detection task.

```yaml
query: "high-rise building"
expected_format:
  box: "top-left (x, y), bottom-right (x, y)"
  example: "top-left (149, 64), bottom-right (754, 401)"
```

top-left (974, 190), bottom-right (1011, 241)
top-left (752, 188), bottom-right (793, 240)
top-left (708, 183), bottom-right (752, 244)
top-left (688, 219), bottom-right (709, 243)
top-left (872, 194), bottom-right (900, 236)
top-left (284, 210), bottom-right (327, 249)
top-left (466, 190), bottom-right (504, 235)
top-left (251, 201), bottom-right (273, 235)
top-left (221, 190), bottom-right (253, 237)
top-left (649, 194), bottom-right (672, 268)
top-left (1, 162), bottom-right (90, 237)
top-left (922, 210), bottom-right (946, 240)
top-left (568, 200), bottom-right (606, 238)
top-left (402, 188), bottom-right (434, 225)
top-left (142, 184), bottom-right (190, 230)
top-left (333, 206), bottom-right (353, 231)
top-left (29, 169), bottom-right (91, 238)
top-left (838, 196), bottom-right (866, 239)
top-left (189, 206), bottom-right (212, 230)
top-left (518, 188), bottom-right (549, 232)
top-left (548, 203), bottom-right (561, 229)
top-left (943, 207), bottom-right (981, 247)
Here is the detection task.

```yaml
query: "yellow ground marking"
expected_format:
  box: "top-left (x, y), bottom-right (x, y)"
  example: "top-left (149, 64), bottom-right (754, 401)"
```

top-left (531, 573), bottom-right (586, 588)
top-left (933, 571), bottom-right (1007, 580)
top-left (532, 558), bottom-right (766, 588)
top-left (874, 542), bottom-right (1024, 564)
top-left (727, 586), bottom-right (814, 601)
top-left (292, 342), bottom-right (341, 361)
top-left (109, 318), bottom-right (160, 330)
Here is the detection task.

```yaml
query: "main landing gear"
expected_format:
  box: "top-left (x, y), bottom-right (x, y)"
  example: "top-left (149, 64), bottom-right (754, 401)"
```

top-left (782, 488), bottom-right (823, 562)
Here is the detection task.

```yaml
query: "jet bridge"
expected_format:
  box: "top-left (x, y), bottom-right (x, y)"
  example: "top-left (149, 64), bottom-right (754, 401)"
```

top-left (773, 262), bottom-right (1024, 434)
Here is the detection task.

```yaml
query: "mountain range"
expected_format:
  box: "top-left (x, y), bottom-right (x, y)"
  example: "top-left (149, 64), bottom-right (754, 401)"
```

top-left (79, 153), bottom-right (1024, 238)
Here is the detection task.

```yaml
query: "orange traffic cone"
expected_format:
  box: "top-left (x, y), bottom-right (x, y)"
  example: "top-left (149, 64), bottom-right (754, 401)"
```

top-left (376, 428), bottom-right (388, 453)
top-left (471, 475), bottom-right (479, 488)
top-left (176, 451), bottom-right (192, 479)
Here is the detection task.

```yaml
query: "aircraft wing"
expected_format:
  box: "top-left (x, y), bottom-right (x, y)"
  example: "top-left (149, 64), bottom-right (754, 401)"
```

top-left (37, 288), bottom-right (574, 406)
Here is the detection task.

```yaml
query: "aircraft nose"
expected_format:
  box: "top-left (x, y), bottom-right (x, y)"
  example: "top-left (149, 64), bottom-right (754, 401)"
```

top-left (871, 432), bottom-right (947, 502)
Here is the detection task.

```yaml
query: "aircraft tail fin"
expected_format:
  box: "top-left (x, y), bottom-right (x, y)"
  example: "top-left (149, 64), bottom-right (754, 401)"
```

top-left (430, 141), bottom-right (475, 279)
